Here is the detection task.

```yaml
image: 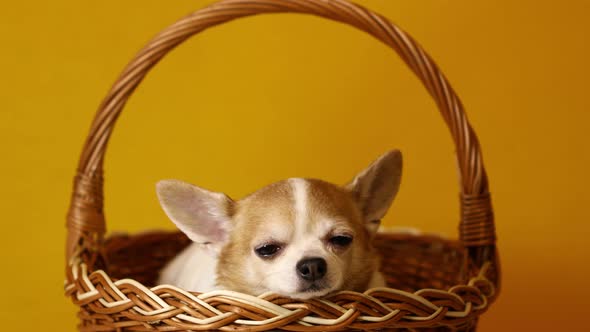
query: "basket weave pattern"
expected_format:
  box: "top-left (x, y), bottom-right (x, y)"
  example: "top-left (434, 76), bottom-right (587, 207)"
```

top-left (64, 0), bottom-right (499, 330)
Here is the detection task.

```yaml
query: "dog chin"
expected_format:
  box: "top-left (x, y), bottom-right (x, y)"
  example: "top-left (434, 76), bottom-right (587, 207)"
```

top-left (286, 284), bottom-right (334, 300)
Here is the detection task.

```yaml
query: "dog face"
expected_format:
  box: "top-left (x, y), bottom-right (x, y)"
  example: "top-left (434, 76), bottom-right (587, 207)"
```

top-left (156, 150), bottom-right (402, 299)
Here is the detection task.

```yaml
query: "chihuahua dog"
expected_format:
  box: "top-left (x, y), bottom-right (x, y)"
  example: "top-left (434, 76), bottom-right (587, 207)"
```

top-left (156, 150), bottom-right (402, 299)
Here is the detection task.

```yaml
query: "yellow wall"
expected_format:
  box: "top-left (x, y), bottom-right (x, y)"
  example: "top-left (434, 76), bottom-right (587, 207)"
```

top-left (1, 0), bottom-right (588, 330)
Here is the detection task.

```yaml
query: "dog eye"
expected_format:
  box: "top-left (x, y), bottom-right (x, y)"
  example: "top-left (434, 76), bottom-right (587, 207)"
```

top-left (255, 244), bottom-right (282, 258)
top-left (329, 235), bottom-right (353, 247)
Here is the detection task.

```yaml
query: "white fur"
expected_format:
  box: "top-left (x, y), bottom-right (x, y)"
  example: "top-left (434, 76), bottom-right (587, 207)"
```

top-left (290, 178), bottom-right (308, 235)
top-left (158, 243), bottom-right (218, 292)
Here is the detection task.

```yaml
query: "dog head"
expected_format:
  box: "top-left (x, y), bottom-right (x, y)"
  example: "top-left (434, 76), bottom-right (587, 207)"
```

top-left (156, 150), bottom-right (402, 299)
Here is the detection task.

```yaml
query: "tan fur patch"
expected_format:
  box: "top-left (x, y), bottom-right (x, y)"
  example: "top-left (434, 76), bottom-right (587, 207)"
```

top-left (216, 180), bottom-right (295, 292)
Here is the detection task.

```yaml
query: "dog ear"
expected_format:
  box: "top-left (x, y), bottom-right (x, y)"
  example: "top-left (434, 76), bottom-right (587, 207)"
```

top-left (156, 179), bottom-right (233, 250)
top-left (345, 150), bottom-right (402, 235)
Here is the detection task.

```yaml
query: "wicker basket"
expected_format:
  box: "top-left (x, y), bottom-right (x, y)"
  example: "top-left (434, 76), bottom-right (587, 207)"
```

top-left (64, 0), bottom-right (500, 330)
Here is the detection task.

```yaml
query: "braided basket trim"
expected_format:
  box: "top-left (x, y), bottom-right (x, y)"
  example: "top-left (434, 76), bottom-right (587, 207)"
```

top-left (65, 256), bottom-right (494, 330)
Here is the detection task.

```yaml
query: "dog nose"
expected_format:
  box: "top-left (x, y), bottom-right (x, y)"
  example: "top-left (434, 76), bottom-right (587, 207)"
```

top-left (296, 257), bottom-right (327, 281)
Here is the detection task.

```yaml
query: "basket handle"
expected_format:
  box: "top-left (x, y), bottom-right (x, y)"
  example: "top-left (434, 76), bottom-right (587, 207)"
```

top-left (66, 0), bottom-right (496, 274)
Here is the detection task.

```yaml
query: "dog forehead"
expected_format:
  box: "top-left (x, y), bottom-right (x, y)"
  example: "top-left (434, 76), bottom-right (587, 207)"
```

top-left (234, 180), bottom-right (295, 229)
top-left (234, 178), bottom-right (360, 235)
top-left (241, 180), bottom-right (293, 206)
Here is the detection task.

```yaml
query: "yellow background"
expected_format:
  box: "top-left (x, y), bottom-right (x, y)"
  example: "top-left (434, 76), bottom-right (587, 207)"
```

top-left (1, 0), bottom-right (589, 330)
